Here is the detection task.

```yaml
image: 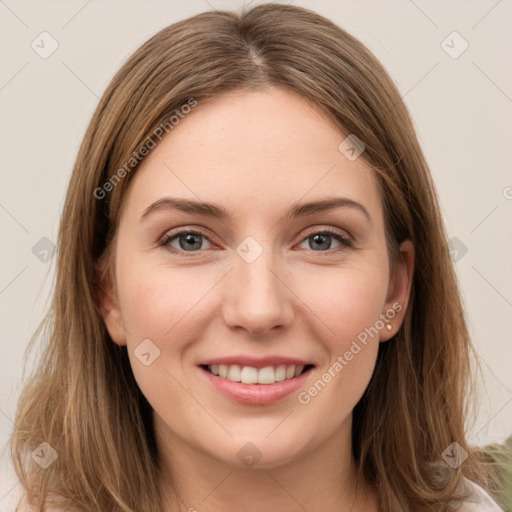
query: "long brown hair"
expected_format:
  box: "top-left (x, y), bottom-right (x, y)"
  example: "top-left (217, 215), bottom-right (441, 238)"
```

top-left (8, 3), bottom-right (497, 510)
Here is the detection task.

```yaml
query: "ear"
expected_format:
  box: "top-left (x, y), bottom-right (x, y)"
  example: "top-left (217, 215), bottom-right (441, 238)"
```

top-left (96, 256), bottom-right (127, 347)
top-left (379, 239), bottom-right (415, 342)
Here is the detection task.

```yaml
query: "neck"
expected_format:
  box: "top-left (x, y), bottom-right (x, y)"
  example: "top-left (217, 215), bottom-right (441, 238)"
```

top-left (155, 413), bottom-right (379, 512)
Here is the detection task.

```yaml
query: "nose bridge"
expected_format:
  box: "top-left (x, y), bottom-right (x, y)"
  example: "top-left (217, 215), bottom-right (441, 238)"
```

top-left (223, 235), bottom-right (293, 335)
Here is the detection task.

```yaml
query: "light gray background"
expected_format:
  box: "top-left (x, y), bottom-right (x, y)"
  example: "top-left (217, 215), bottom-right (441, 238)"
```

top-left (1, 0), bottom-right (511, 507)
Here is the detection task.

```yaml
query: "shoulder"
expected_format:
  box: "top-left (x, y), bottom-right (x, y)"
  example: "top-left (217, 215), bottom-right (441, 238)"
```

top-left (455, 477), bottom-right (504, 512)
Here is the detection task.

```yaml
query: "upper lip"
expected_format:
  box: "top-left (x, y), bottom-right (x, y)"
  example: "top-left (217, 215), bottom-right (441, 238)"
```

top-left (198, 355), bottom-right (315, 369)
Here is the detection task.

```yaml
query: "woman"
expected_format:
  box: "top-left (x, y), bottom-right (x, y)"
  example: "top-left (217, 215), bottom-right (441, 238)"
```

top-left (8, 3), bottom-right (504, 511)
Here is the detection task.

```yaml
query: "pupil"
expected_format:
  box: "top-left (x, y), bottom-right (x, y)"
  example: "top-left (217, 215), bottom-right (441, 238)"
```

top-left (181, 233), bottom-right (201, 250)
top-left (177, 233), bottom-right (332, 252)
top-left (312, 234), bottom-right (330, 250)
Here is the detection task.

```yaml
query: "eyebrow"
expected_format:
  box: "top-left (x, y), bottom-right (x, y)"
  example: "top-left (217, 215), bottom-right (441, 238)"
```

top-left (141, 196), bottom-right (372, 224)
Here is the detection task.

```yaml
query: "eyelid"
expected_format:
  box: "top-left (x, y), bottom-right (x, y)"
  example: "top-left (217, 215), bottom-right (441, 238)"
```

top-left (158, 226), bottom-right (218, 255)
top-left (159, 224), bottom-right (218, 243)
top-left (158, 224), bottom-right (353, 256)
top-left (300, 225), bottom-right (352, 243)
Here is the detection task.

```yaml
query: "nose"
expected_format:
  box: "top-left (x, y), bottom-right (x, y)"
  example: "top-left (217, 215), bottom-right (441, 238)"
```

top-left (222, 244), bottom-right (294, 337)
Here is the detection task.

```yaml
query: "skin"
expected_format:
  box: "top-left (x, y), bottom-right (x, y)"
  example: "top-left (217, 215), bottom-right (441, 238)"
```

top-left (99, 86), bottom-right (414, 512)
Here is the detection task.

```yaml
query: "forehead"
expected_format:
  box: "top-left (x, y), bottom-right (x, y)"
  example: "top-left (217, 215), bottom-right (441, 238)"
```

top-left (121, 87), bottom-right (383, 226)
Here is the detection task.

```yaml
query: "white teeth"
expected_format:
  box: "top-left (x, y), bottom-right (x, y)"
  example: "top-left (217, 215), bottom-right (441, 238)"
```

top-left (258, 366), bottom-right (275, 384)
top-left (218, 364), bottom-right (228, 378)
top-left (207, 364), bottom-right (309, 384)
top-left (240, 366), bottom-right (258, 384)
top-left (275, 365), bottom-right (286, 382)
top-left (227, 364), bottom-right (241, 382)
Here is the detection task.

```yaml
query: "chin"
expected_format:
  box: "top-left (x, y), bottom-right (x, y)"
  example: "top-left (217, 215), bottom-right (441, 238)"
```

top-left (206, 434), bottom-right (308, 470)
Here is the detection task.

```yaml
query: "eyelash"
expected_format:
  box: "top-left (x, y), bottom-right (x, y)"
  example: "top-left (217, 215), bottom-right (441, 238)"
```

top-left (158, 227), bottom-right (353, 257)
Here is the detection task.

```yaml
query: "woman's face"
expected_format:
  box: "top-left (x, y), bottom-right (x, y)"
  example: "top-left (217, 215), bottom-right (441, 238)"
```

top-left (100, 86), bottom-right (413, 469)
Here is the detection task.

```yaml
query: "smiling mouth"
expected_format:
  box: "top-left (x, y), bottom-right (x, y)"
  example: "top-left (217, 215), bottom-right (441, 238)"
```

top-left (200, 363), bottom-right (314, 385)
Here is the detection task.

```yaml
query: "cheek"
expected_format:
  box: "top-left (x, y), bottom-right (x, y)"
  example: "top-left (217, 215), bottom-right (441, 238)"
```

top-left (116, 248), bottom-right (386, 441)
top-left (118, 251), bottom-right (388, 351)
top-left (302, 342), bottom-right (378, 436)
top-left (116, 250), bottom-right (210, 341)
top-left (291, 264), bottom-right (385, 411)
top-left (294, 261), bottom-right (388, 347)
top-left (115, 264), bottom-right (210, 411)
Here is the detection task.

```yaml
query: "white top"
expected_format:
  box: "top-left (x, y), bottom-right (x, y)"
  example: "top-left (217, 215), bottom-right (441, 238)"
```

top-left (455, 478), bottom-right (504, 511)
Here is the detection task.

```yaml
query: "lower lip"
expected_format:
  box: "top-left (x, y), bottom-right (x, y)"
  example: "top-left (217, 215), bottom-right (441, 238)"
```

top-left (199, 366), bottom-right (313, 405)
